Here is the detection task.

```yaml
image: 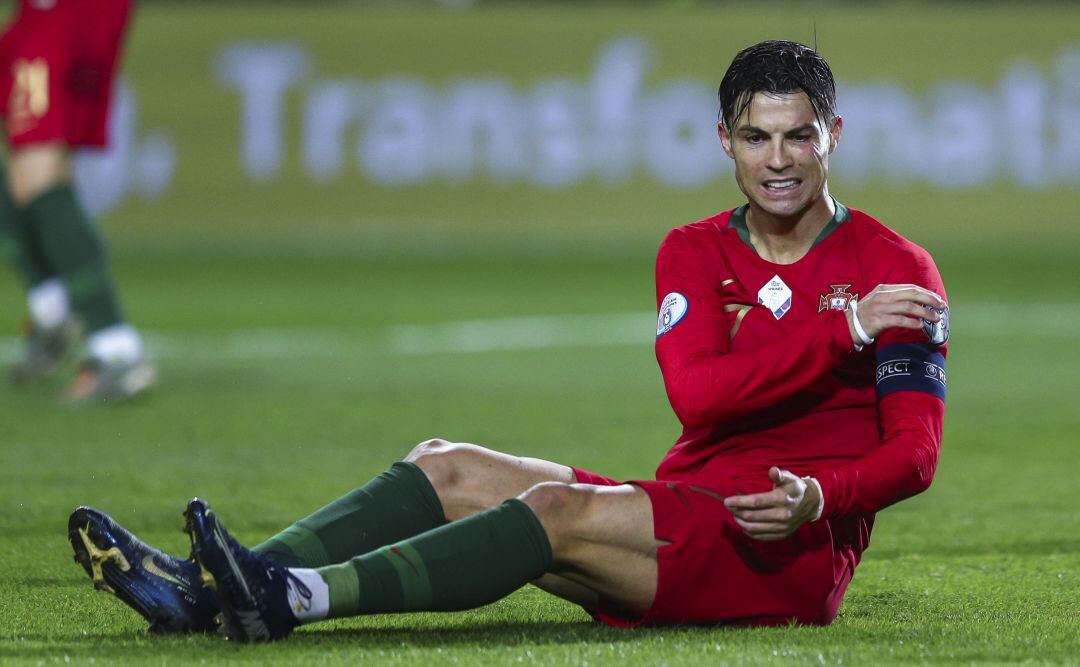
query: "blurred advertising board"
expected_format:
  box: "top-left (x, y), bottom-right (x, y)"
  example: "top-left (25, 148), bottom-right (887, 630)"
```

top-left (70, 4), bottom-right (1080, 256)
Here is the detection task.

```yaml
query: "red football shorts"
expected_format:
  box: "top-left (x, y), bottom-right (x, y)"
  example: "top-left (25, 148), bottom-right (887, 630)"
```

top-left (571, 467), bottom-right (870, 627)
top-left (0, 0), bottom-right (131, 149)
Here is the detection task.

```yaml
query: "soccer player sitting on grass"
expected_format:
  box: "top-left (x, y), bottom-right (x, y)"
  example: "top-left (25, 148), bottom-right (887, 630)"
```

top-left (69, 39), bottom-right (949, 639)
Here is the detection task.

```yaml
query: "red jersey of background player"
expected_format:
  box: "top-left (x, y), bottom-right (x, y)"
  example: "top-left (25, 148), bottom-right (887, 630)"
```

top-left (0, 0), bottom-right (131, 148)
top-left (654, 200), bottom-right (948, 520)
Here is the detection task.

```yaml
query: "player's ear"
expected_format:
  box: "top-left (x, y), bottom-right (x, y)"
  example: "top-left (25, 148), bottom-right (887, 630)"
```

top-left (828, 115), bottom-right (843, 154)
top-left (718, 123), bottom-right (735, 159)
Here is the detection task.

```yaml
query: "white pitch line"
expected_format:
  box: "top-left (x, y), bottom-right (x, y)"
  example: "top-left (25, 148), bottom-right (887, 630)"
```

top-left (387, 312), bottom-right (649, 355)
top-left (0, 303), bottom-right (1076, 362)
top-left (0, 312), bottom-right (654, 362)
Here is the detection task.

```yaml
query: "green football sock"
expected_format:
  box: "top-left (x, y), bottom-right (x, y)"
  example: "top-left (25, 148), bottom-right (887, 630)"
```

top-left (315, 498), bottom-right (552, 617)
top-left (254, 461), bottom-right (446, 568)
top-left (0, 168), bottom-right (54, 288)
top-left (28, 185), bottom-right (123, 332)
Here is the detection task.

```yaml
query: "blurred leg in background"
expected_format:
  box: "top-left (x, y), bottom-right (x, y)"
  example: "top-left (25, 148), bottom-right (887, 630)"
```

top-left (0, 0), bottom-right (154, 402)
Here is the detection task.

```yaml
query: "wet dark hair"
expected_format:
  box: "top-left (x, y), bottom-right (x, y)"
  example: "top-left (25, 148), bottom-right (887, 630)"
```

top-left (718, 40), bottom-right (836, 130)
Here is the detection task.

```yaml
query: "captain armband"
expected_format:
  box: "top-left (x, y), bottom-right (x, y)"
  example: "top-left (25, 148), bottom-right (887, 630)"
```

top-left (875, 343), bottom-right (946, 400)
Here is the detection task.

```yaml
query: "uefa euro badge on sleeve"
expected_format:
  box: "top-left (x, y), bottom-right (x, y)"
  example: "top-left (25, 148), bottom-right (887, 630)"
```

top-left (657, 292), bottom-right (688, 337)
top-left (758, 275), bottom-right (793, 320)
top-left (922, 305), bottom-right (950, 345)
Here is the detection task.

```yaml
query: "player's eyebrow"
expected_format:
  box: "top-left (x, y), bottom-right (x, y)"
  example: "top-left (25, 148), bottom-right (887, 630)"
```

top-left (736, 123), bottom-right (818, 137)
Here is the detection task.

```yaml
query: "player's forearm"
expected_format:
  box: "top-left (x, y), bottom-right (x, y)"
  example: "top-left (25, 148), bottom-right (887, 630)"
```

top-left (663, 309), bottom-right (855, 429)
top-left (815, 392), bottom-right (944, 519)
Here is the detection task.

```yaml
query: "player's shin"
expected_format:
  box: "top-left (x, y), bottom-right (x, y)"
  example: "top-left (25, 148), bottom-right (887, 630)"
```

top-left (297, 499), bottom-right (552, 620)
top-left (254, 461), bottom-right (447, 568)
top-left (28, 184), bottom-right (124, 333)
top-left (0, 172), bottom-right (55, 289)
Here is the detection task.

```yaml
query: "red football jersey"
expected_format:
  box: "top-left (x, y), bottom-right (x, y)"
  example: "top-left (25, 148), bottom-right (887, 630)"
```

top-left (0, 0), bottom-right (132, 148)
top-left (653, 202), bottom-right (947, 520)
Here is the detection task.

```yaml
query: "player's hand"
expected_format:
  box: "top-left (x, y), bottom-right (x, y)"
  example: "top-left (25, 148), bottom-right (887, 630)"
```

top-left (846, 283), bottom-right (946, 344)
top-left (723, 467), bottom-right (821, 542)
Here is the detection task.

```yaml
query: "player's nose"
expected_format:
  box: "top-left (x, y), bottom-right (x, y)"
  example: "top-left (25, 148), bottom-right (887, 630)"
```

top-left (765, 141), bottom-right (792, 171)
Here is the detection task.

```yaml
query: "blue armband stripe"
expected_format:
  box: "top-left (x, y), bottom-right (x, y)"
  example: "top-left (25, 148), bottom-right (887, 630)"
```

top-left (875, 343), bottom-right (946, 400)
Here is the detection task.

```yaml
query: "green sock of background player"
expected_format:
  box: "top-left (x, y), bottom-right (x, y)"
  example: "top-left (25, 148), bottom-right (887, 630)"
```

top-left (253, 461), bottom-right (448, 568)
top-left (0, 165), bottom-right (57, 293)
top-left (28, 185), bottom-right (124, 332)
top-left (289, 498), bottom-right (551, 619)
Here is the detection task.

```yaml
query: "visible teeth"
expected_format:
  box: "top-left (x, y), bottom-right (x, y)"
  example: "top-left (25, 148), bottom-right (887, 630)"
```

top-left (764, 180), bottom-right (797, 190)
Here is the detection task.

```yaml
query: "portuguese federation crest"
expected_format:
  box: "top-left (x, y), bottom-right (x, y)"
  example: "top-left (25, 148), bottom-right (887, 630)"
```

top-left (818, 284), bottom-right (858, 312)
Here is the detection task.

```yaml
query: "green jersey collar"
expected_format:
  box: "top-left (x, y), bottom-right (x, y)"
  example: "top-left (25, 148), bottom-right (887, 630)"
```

top-left (728, 198), bottom-right (849, 254)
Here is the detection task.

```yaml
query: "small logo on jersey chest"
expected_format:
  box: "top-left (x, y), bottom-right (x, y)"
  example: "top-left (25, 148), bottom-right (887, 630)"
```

top-left (818, 284), bottom-right (858, 312)
top-left (758, 275), bottom-right (792, 320)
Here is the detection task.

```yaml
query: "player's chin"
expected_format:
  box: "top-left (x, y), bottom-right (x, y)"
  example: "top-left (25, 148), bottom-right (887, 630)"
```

top-left (751, 190), bottom-right (809, 217)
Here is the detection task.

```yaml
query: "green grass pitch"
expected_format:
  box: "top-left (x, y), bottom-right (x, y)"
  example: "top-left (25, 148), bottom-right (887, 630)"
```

top-left (1, 253), bottom-right (1078, 665)
top-left (2, 2), bottom-right (1080, 664)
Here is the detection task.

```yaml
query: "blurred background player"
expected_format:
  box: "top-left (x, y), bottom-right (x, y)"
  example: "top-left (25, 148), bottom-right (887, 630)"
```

top-left (0, 0), bottom-right (154, 402)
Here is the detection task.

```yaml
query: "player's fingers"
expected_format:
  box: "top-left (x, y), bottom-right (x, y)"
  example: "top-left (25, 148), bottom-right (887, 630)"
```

top-left (724, 488), bottom-right (787, 510)
top-left (864, 312), bottom-right (922, 333)
top-left (870, 285), bottom-right (945, 308)
top-left (733, 517), bottom-right (790, 535)
top-left (894, 301), bottom-right (940, 319)
top-left (747, 531), bottom-right (792, 542)
top-left (773, 468), bottom-right (799, 487)
top-left (885, 286), bottom-right (946, 309)
top-left (887, 302), bottom-right (939, 321)
top-left (731, 506), bottom-right (792, 523)
top-left (874, 283), bottom-right (934, 296)
top-left (867, 284), bottom-right (919, 299)
top-left (905, 291), bottom-right (946, 311)
top-left (768, 466), bottom-right (783, 484)
top-left (884, 315), bottom-right (925, 330)
top-left (912, 286), bottom-right (946, 307)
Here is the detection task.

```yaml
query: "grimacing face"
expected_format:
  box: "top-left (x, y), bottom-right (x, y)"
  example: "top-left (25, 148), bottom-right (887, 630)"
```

top-left (718, 92), bottom-right (842, 222)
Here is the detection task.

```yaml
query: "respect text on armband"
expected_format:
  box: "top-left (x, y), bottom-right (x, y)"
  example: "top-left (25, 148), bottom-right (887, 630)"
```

top-left (875, 343), bottom-right (947, 400)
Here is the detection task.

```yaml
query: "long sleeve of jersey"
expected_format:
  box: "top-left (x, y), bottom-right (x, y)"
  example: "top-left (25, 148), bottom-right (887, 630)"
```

top-left (815, 245), bottom-right (949, 519)
top-left (654, 228), bottom-right (856, 430)
top-left (816, 391), bottom-right (944, 518)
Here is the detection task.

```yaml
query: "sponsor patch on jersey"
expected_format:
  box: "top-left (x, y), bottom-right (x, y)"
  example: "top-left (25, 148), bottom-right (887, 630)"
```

top-left (818, 284), bottom-right (858, 312)
top-left (656, 292), bottom-right (688, 337)
top-left (757, 275), bottom-right (792, 320)
top-left (875, 342), bottom-right (946, 400)
top-left (922, 304), bottom-right (950, 346)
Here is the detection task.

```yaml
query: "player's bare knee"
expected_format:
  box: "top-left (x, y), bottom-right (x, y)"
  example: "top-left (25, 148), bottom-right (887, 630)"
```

top-left (519, 482), bottom-right (590, 554)
top-left (405, 437), bottom-right (455, 462)
top-left (8, 145), bottom-right (70, 206)
top-left (8, 169), bottom-right (57, 206)
top-left (406, 440), bottom-right (515, 520)
top-left (407, 440), bottom-right (495, 501)
top-left (405, 438), bottom-right (459, 489)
